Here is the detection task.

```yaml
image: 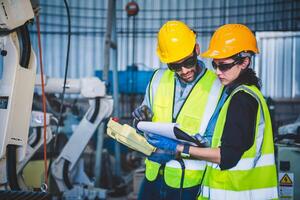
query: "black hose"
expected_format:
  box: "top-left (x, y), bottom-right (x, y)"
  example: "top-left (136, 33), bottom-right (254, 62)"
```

top-left (89, 97), bottom-right (100, 123)
top-left (50, 0), bottom-right (71, 178)
top-left (62, 160), bottom-right (73, 189)
top-left (178, 159), bottom-right (185, 200)
top-left (17, 25), bottom-right (31, 69)
top-left (6, 145), bottom-right (21, 190)
top-left (55, 0), bottom-right (71, 134)
top-left (30, 127), bottom-right (41, 148)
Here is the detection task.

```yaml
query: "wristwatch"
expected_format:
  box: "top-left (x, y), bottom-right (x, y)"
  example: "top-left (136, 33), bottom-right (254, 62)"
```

top-left (180, 144), bottom-right (190, 158)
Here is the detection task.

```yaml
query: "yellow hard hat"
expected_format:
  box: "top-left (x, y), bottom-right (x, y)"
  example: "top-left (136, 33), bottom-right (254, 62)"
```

top-left (156, 21), bottom-right (196, 63)
top-left (201, 24), bottom-right (259, 59)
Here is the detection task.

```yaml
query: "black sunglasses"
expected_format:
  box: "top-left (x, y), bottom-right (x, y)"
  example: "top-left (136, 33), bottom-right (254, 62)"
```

top-left (212, 58), bottom-right (243, 72)
top-left (167, 50), bottom-right (197, 72)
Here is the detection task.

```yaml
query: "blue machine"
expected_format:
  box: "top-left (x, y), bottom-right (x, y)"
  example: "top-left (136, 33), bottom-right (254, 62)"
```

top-left (95, 66), bottom-right (154, 94)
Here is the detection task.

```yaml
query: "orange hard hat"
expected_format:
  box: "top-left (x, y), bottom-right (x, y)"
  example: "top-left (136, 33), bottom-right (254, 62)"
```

top-left (201, 24), bottom-right (259, 59)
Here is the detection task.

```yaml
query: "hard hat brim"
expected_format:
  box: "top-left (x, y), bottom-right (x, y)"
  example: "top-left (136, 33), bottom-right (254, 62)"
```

top-left (201, 49), bottom-right (259, 59)
top-left (201, 49), bottom-right (228, 59)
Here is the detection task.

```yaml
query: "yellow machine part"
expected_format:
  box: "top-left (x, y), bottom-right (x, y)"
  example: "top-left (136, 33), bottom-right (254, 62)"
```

top-left (22, 160), bottom-right (49, 189)
top-left (107, 119), bottom-right (156, 156)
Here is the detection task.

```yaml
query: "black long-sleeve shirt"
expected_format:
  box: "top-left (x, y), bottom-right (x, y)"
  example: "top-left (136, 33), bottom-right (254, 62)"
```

top-left (219, 90), bottom-right (258, 170)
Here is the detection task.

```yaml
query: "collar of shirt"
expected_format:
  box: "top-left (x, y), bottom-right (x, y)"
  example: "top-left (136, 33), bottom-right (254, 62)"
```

top-left (172, 60), bottom-right (206, 119)
top-left (226, 78), bottom-right (243, 95)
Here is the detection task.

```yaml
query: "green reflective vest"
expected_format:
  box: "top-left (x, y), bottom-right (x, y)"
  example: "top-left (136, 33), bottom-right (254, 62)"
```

top-left (145, 68), bottom-right (222, 188)
top-left (198, 85), bottom-right (278, 200)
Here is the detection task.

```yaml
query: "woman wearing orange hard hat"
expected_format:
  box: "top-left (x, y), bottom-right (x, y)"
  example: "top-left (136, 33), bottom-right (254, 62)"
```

top-left (192, 24), bottom-right (278, 200)
top-left (196, 23), bottom-right (278, 200)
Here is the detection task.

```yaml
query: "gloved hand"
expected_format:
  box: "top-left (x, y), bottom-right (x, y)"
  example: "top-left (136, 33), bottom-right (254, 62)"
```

top-left (148, 149), bottom-right (176, 164)
top-left (132, 105), bottom-right (153, 121)
top-left (132, 105), bottom-right (153, 128)
top-left (145, 133), bottom-right (180, 153)
top-left (194, 133), bottom-right (210, 147)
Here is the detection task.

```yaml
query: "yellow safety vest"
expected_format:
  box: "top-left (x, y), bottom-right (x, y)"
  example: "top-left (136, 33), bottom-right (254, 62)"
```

top-left (145, 68), bottom-right (222, 188)
top-left (198, 85), bottom-right (278, 200)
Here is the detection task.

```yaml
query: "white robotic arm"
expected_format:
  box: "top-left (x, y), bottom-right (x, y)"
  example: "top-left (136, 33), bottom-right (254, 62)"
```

top-left (35, 75), bottom-right (113, 199)
top-left (0, 0), bottom-right (36, 190)
top-left (35, 75), bottom-right (106, 98)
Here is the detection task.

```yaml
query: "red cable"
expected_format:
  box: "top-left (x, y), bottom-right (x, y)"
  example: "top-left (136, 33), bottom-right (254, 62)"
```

top-left (36, 15), bottom-right (48, 186)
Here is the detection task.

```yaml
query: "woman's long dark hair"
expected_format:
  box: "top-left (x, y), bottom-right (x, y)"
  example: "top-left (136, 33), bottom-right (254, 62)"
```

top-left (234, 67), bottom-right (262, 90)
top-left (229, 53), bottom-right (262, 90)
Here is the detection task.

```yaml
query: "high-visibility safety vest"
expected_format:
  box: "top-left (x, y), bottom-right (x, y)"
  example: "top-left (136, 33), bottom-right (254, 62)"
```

top-left (198, 85), bottom-right (278, 200)
top-left (145, 68), bottom-right (222, 188)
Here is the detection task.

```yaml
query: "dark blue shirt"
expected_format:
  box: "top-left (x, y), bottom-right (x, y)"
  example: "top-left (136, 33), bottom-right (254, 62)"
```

top-left (219, 89), bottom-right (258, 170)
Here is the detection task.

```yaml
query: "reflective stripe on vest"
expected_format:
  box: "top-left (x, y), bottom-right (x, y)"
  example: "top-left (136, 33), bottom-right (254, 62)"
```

top-left (145, 68), bottom-right (222, 188)
top-left (199, 85), bottom-right (278, 199)
top-left (164, 159), bottom-right (207, 188)
top-left (197, 79), bottom-right (222, 134)
top-left (210, 153), bottom-right (275, 171)
top-left (166, 159), bottom-right (206, 170)
top-left (149, 69), bottom-right (165, 108)
top-left (200, 185), bottom-right (278, 200)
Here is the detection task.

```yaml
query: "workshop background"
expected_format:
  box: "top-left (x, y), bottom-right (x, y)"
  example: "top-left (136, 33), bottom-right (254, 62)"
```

top-left (2, 0), bottom-right (299, 199)
top-left (30, 0), bottom-right (300, 116)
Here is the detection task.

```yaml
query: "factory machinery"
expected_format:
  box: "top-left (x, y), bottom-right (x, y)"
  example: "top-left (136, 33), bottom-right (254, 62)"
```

top-left (0, 0), bottom-right (113, 199)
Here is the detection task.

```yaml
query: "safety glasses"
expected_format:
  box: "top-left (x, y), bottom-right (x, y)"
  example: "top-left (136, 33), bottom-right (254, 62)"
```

top-left (167, 50), bottom-right (197, 72)
top-left (212, 58), bottom-right (243, 72)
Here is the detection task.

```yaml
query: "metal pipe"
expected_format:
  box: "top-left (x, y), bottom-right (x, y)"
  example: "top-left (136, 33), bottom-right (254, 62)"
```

top-left (110, 0), bottom-right (121, 177)
top-left (95, 123), bottom-right (105, 187)
top-left (95, 0), bottom-right (121, 185)
top-left (102, 0), bottom-right (114, 83)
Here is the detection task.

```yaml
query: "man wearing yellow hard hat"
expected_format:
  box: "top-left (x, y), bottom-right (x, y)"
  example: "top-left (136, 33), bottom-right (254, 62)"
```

top-left (132, 21), bottom-right (222, 200)
top-left (147, 23), bottom-right (279, 200)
